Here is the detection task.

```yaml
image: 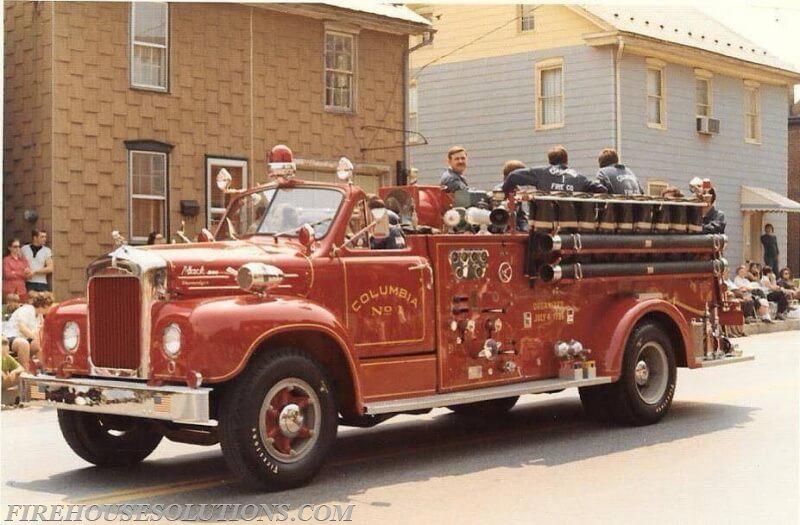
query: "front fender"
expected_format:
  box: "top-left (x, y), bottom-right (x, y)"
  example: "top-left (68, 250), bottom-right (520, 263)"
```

top-left (592, 298), bottom-right (692, 380)
top-left (150, 295), bottom-right (357, 388)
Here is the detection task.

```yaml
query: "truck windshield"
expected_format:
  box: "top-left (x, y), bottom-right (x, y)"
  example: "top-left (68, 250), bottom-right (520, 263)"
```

top-left (217, 187), bottom-right (344, 240)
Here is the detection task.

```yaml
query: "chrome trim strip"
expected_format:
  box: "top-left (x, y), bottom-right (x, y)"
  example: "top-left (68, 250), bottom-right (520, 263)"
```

top-left (363, 376), bottom-right (613, 415)
top-left (19, 374), bottom-right (214, 426)
top-left (697, 355), bottom-right (754, 367)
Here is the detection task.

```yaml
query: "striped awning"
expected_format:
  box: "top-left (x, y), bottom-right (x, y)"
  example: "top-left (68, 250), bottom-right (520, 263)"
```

top-left (741, 186), bottom-right (800, 213)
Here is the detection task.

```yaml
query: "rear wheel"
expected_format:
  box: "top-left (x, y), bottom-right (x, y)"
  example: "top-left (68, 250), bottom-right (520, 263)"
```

top-left (448, 396), bottom-right (519, 418)
top-left (606, 322), bottom-right (677, 426)
top-left (219, 349), bottom-right (338, 490)
top-left (57, 411), bottom-right (162, 467)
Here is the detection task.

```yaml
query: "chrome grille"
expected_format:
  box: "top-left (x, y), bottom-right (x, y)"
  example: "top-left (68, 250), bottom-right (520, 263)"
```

top-left (88, 275), bottom-right (141, 370)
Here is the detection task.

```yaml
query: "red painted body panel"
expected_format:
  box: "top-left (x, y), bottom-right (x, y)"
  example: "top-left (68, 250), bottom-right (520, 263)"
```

top-left (40, 179), bottom-right (726, 415)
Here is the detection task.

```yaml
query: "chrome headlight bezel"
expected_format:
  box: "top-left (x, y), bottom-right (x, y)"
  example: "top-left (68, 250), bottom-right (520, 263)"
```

top-left (162, 323), bottom-right (182, 358)
top-left (62, 321), bottom-right (80, 353)
top-left (237, 263), bottom-right (285, 294)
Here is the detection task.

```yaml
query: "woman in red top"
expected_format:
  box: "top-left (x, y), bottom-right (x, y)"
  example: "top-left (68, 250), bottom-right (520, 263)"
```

top-left (3, 238), bottom-right (31, 302)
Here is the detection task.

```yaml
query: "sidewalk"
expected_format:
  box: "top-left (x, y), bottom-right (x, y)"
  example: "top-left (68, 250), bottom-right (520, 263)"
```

top-left (740, 318), bottom-right (800, 337)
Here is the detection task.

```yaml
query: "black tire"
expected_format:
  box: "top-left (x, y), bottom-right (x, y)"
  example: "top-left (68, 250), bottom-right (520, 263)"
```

top-left (57, 411), bottom-right (162, 467)
top-left (606, 322), bottom-right (677, 426)
top-left (578, 384), bottom-right (612, 422)
top-left (219, 349), bottom-right (338, 490)
top-left (448, 396), bottom-right (519, 418)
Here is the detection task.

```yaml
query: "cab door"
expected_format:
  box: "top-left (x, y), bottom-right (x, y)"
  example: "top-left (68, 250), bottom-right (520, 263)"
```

top-left (340, 200), bottom-right (435, 358)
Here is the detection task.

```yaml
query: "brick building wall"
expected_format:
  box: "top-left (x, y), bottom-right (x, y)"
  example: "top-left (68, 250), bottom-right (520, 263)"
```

top-left (3, 2), bottom-right (53, 247)
top-left (788, 112), bottom-right (799, 273)
top-left (4, 2), bottom-right (410, 299)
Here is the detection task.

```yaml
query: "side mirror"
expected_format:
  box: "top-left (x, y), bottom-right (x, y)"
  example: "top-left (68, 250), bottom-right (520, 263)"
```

top-left (297, 223), bottom-right (315, 254)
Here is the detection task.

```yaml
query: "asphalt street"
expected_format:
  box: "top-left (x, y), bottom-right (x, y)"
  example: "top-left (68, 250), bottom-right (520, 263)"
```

top-left (1, 331), bottom-right (798, 524)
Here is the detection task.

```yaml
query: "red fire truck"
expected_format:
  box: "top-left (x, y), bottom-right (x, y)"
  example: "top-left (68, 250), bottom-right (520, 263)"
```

top-left (22, 152), bottom-right (752, 490)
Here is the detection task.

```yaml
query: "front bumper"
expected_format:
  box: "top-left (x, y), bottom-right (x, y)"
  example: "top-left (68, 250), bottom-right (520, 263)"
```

top-left (19, 374), bottom-right (215, 426)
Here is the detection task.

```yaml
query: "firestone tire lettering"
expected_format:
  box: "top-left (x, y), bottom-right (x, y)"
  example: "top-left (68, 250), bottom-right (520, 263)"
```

top-left (218, 348), bottom-right (338, 490)
top-left (606, 321), bottom-right (677, 426)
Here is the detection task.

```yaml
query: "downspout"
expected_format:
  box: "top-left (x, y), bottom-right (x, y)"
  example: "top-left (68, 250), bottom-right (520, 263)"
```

top-left (404, 30), bottom-right (434, 180)
top-left (614, 36), bottom-right (625, 157)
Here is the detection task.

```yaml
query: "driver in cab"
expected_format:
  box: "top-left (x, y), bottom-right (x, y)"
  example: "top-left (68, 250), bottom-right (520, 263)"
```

top-left (368, 197), bottom-right (405, 250)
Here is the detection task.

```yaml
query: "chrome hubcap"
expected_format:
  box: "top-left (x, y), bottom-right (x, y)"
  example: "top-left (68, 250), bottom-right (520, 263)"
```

top-left (635, 361), bottom-right (649, 385)
top-left (634, 342), bottom-right (669, 405)
top-left (278, 404), bottom-right (304, 437)
top-left (259, 378), bottom-right (321, 463)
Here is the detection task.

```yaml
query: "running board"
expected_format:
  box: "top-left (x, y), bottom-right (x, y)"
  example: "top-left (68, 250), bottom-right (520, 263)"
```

top-left (363, 376), bottom-right (613, 415)
top-left (696, 355), bottom-right (755, 367)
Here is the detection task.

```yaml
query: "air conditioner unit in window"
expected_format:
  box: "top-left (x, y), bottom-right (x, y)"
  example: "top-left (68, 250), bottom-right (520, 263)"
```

top-left (696, 116), bottom-right (720, 135)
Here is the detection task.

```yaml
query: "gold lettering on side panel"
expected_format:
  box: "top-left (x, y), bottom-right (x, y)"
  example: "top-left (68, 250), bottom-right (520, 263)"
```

top-left (351, 286), bottom-right (420, 314)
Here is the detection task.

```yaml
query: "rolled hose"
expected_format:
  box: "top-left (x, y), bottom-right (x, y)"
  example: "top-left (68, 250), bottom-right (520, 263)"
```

top-left (533, 232), bottom-right (727, 255)
top-left (539, 258), bottom-right (727, 283)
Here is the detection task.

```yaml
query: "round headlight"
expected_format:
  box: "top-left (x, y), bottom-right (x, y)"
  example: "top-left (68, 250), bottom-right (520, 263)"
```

top-left (162, 324), bottom-right (182, 358)
top-left (62, 321), bottom-right (80, 352)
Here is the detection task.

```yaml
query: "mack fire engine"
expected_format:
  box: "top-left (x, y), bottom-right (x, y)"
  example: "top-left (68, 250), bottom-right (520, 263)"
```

top-left (22, 147), bottom-right (752, 490)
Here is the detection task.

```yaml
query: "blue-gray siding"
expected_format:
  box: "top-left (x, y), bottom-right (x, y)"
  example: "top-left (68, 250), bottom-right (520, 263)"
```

top-left (619, 55), bottom-right (789, 266)
top-left (412, 45), bottom-right (792, 268)
top-left (411, 45), bottom-right (615, 189)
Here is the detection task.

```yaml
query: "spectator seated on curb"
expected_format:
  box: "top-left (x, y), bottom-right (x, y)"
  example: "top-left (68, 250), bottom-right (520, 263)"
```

top-left (776, 267), bottom-right (799, 302)
top-left (5, 292), bottom-right (53, 372)
top-left (746, 261), bottom-right (762, 283)
top-left (3, 293), bottom-right (21, 320)
top-left (733, 264), bottom-right (771, 323)
top-left (2, 336), bottom-right (24, 406)
top-left (760, 266), bottom-right (790, 321)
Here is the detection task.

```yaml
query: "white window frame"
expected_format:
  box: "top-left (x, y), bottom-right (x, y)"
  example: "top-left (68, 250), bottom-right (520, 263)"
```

top-left (535, 57), bottom-right (564, 130)
top-left (324, 30), bottom-right (357, 113)
top-left (694, 69), bottom-right (713, 118)
top-left (519, 5), bottom-right (535, 32)
top-left (130, 2), bottom-right (169, 91)
top-left (206, 157), bottom-right (248, 229)
top-left (744, 80), bottom-right (761, 144)
top-left (646, 58), bottom-right (666, 129)
top-left (408, 79), bottom-right (424, 145)
top-left (129, 150), bottom-right (168, 244)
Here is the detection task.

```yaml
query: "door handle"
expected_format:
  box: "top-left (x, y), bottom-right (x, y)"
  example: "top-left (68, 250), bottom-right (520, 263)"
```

top-left (408, 260), bottom-right (434, 290)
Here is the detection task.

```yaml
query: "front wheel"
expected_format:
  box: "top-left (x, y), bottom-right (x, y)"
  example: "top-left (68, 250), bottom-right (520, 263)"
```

top-left (606, 322), bottom-right (677, 426)
top-left (219, 349), bottom-right (338, 490)
top-left (57, 411), bottom-right (163, 466)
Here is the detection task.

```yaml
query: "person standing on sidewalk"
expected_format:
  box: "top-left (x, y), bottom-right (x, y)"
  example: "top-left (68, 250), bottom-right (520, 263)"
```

top-left (760, 224), bottom-right (779, 275)
top-left (2, 238), bottom-right (31, 302)
top-left (21, 229), bottom-right (52, 293)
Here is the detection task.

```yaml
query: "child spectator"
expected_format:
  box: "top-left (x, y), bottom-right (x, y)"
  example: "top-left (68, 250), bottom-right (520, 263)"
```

top-left (2, 336), bottom-right (24, 405)
top-left (3, 238), bottom-right (31, 302)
